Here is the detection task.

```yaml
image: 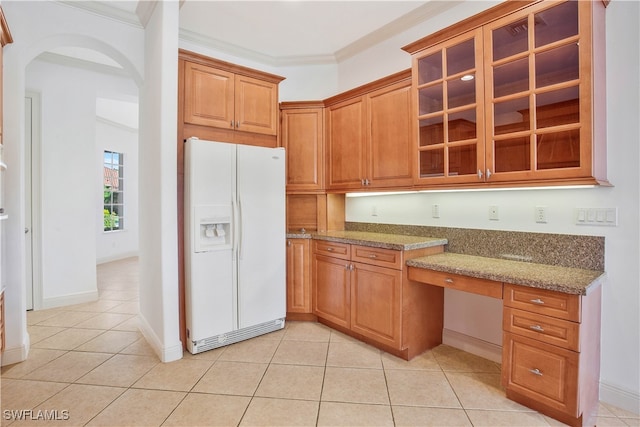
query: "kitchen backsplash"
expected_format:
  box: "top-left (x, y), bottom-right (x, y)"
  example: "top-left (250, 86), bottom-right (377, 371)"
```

top-left (346, 222), bottom-right (604, 271)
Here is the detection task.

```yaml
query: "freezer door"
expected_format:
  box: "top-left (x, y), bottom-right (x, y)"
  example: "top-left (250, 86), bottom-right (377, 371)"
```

top-left (184, 139), bottom-right (237, 341)
top-left (236, 145), bottom-right (286, 328)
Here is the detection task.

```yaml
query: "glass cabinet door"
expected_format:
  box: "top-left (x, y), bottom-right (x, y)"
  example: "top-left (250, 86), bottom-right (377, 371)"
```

top-left (485, 0), bottom-right (584, 180)
top-left (414, 28), bottom-right (484, 183)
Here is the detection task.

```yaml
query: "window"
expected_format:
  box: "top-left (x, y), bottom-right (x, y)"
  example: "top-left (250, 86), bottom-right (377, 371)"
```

top-left (103, 150), bottom-right (124, 232)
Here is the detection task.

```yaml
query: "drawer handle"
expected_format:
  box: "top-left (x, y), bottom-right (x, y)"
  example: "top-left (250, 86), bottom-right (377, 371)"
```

top-left (327, 247), bottom-right (334, 252)
top-left (529, 325), bottom-right (545, 332)
top-left (529, 368), bottom-right (543, 376)
top-left (444, 278), bottom-right (454, 284)
top-left (530, 298), bottom-right (545, 305)
top-left (368, 254), bottom-right (377, 259)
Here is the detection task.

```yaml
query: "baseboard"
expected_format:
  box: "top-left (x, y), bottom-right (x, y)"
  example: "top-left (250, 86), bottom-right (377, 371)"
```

top-left (42, 290), bottom-right (99, 309)
top-left (600, 381), bottom-right (640, 415)
top-left (96, 251), bottom-right (140, 265)
top-left (137, 313), bottom-right (183, 363)
top-left (1, 335), bottom-right (30, 367)
top-left (442, 328), bottom-right (502, 364)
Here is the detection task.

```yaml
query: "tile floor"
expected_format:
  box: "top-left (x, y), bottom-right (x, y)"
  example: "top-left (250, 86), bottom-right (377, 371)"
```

top-left (2, 257), bottom-right (638, 426)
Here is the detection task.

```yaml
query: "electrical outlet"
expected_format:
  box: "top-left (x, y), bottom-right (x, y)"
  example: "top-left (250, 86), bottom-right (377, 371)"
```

top-left (489, 205), bottom-right (499, 221)
top-left (535, 206), bottom-right (547, 223)
top-left (371, 205), bottom-right (378, 217)
top-left (432, 204), bottom-right (440, 218)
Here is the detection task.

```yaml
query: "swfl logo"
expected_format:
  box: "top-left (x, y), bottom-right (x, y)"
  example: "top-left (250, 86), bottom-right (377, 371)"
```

top-left (3, 409), bottom-right (70, 421)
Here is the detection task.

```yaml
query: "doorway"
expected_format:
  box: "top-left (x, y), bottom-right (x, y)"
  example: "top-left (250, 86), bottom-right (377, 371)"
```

top-left (24, 91), bottom-right (41, 311)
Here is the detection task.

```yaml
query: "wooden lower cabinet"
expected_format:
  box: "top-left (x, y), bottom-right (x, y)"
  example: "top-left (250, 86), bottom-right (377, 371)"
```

top-left (313, 241), bottom-right (445, 359)
top-left (502, 283), bottom-right (602, 427)
top-left (286, 238), bottom-right (313, 318)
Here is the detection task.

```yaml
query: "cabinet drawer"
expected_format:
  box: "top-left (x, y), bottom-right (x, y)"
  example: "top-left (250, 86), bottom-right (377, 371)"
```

top-left (503, 307), bottom-right (580, 352)
top-left (503, 332), bottom-right (579, 416)
top-left (313, 240), bottom-right (350, 260)
top-left (504, 284), bottom-right (581, 322)
top-left (351, 245), bottom-right (401, 269)
top-left (411, 269), bottom-right (503, 299)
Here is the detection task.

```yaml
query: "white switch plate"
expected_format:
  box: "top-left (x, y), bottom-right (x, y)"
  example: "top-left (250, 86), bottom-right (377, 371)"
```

top-left (535, 206), bottom-right (547, 223)
top-left (432, 204), bottom-right (440, 218)
top-left (489, 205), bottom-right (499, 221)
top-left (575, 207), bottom-right (618, 226)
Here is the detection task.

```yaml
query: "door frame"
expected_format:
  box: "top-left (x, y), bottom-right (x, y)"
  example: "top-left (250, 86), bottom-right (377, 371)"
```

top-left (25, 91), bottom-right (43, 310)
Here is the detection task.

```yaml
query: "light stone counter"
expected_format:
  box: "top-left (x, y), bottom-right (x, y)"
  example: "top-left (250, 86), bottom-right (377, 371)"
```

top-left (312, 230), bottom-right (448, 251)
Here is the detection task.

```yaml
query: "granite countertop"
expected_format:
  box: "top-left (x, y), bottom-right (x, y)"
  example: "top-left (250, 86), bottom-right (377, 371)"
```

top-left (407, 252), bottom-right (605, 295)
top-left (311, 230), bottom-right (448, 251)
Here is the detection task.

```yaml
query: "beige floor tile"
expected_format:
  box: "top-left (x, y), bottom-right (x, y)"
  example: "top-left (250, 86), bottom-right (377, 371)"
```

top-left (602, 402), bottom-right (640, 419)
top-left (392, 406), bottom-right (473, 426)
top-left (271, 340), bottom-right (328, 366)
top-left (73, 313), bottom-right (135, 330)
top-left (240, 397), bottom-right (319, 427)
top-left (260, 326), bottom-right (287, 341)
top-left (31, 328), bottom-right (104, 351)
top-left (217, 336), bottom-right (280, 363)
top-left (163, 393), bottom-right (251, 426)
top-left (329, 329), bottom-right (361, 343)
top-left (182, 346), bottom-right (225, 361)
top-left (465, 409), bottom-right (553, 426)
top-left (26, 309), bottom-right (64, 326)
top-left (24, 352), bottom-right (111, 383)
top-left (255, 364), bottom-right (324, 401)
top-left (85, 388), bottom-right (185, 427)
top-left (26, 325), bottom-right (66, 345)
top-left (8, 384), bottom-right (125, 427)
top-left (107, 301), bottom-right (139, 314)
top-left (110, 316), bottom-right (140, 332)
top-left (75, 330), bottom-right (142, 353)
top-left (446, 372), bottom-right (531, 411)
top-left (432, 344), bottom-right (501, 373)
top-left (119, 337), bottom-right (158, 357)
top-left (132, 358), bottom-right (212, 392)
top-left (76, 354), bottom-right (159, 387)
top-left (590, 417), bottom-right (635, 427)
top-left (97, 290), bottom-right (138, 301)
top-left (192, 361), bottom-right (267, 396)
top-left (35, 311), bottom-right (98, 328)
top-left (283, 321), bottom-right (331, 342)
top-left (385, 369), bottom-right (461, 408)
top-left (322, 367), bottom-right (389, 405)
top-left (317, 401), bottom-right (394, 427)
top-left (326, 340), bottom-right (383, 369)
top-left (65, 299), bottom-right (123, 313)
top-left (1, 349), bottom-right (67, 379)
top-left (0, 379), bottom-right (68, 413)
top-left (381, 349), bottom-right (441, 371)
top-left (623, 418), bottom-right (640, 426)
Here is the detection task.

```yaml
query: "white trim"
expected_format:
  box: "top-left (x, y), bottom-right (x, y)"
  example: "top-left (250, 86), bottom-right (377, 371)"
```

top-left (57, 1), bottom-right (142, 28)
top-left (96, 251), bottom-right (139, 265)
top-left (35, 52), bottom-right (129, 78)
top-left (137, 313), bottom-right (183, 363)
top-left (0, 333), bottom-right (30, 367)
top-left (96, 116), bottom-right (138, 133)
top-left (600, 381), bottom-right (640, 416)
top-left (42, 290), bottom-right (99, 310)
top-left (442, 328), bottom-right (503, 364)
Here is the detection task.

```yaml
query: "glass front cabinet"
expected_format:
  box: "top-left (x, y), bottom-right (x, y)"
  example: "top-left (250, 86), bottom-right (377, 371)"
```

top-left (407, 0), bottom-right (608, 187)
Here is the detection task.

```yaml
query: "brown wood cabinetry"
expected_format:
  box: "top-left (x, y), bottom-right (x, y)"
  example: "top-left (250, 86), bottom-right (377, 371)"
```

top-left (502, 284), bottom-right (602, 427)
top-left (313, 240), bottom-right (445, 359)
top-left (404, 0), bottom-right (608, 188)
top-left (286, 238), bottom-right (313, 319)
top-left (280, 102), bottom-right (324, 192)
top-left (325, 70), bottom-right (414, 191)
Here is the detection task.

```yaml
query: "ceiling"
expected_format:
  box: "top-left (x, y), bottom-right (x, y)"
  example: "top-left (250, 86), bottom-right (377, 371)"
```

top-left (58, 0), bottom-right (463, 67)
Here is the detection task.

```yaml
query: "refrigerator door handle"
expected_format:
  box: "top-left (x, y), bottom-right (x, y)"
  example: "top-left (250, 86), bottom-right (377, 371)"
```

top-left (237, 196), bottom-right (244, 260)
top-left (232, 193), bottom-right (239, 258)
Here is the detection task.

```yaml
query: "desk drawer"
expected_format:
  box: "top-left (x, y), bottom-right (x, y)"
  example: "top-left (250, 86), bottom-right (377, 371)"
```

top-left (410, 269), bottom-right (503, 299)
top-left (504, 307), bottom-right (580, 351)
top-left (503, 332), bottom-right (579, 416)
top-left (313, 240), bottom-right (350, 260)
top-left (351, 245), bottom-right (401, 269)
top-left (504, 284), bottom-right (581, 322)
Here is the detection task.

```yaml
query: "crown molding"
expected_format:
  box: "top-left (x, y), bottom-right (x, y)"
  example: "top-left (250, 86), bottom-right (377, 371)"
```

top-left (34, 51), bottom-right (130, 78)
top-left (136, 0), bottom-right (156, 28)
top-left (57, 1), bottom-right (142, 28)
top-left (97, 116), bottom-right (138, 133)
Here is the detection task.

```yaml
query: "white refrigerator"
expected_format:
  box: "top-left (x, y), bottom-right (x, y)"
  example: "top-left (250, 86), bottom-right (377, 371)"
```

top-left (184, 138), bottom-right (286, 354)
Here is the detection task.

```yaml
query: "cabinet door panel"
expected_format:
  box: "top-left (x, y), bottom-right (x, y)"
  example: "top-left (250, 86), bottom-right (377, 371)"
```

top-left (326, 97), bottom-right (366, 189)
top-left (184, 62), bottom-right (234, 129)
top-left (313, 255), bottom-right (350, 328)
top-left (286, 239), bottom-right (311, 313)
top-left (351, 263), bottom-right (402, 348)
top-left (281, 108), bottom-right (324, 191)
top-left (368, 81), bottom-right (414, 187)
top-left (235, 75), bottom-right (278, 135)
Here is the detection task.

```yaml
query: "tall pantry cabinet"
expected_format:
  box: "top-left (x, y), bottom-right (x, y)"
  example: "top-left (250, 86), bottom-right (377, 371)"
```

top-left (0, 5), bottom-right (12, 354)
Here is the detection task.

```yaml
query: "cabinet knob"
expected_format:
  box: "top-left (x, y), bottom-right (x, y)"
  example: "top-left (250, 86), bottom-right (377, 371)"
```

top-left (529, 325), bottom-right (545, 332)
top-left (444, 278), bottom-right (454, 284)
top-left (230, 120), bottom-right (234, 128)
top-left (368, 254), bottom-right (377, 259)
top-left (486, 168), bottom-right (492, 180)
top-left (287, 241), bottom-right (291, 247)
top-left (477, 169), bottom-right (483, 180)
top-left (327, 247), bottom-right (334, 252)
top-left (530, 298), bottom-right (545, 305)
top-left (529, 368), bottom-right (543, 376)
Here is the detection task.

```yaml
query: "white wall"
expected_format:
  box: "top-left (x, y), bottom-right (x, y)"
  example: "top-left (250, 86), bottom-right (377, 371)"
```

top-left (95, 117), bottom-right (139, 264)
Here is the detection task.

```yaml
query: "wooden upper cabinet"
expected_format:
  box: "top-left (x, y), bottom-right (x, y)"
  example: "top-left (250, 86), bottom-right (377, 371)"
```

top-left (179, 50), bottom-right (284, 144)
top-left (325, 70), bottom-right (413, 191)
top-left (405, 0), bottom-right (608, 188)
top-left (280, 102), bottom-right (324, 192)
